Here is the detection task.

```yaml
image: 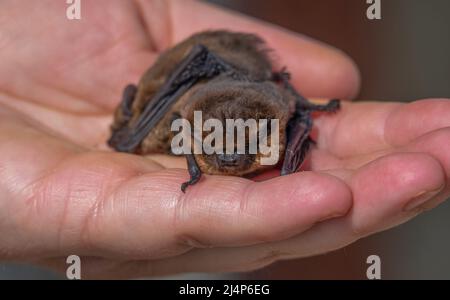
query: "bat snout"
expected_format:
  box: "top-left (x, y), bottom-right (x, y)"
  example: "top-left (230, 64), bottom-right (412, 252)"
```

top-left (216, 153), bottom-right (244, 167)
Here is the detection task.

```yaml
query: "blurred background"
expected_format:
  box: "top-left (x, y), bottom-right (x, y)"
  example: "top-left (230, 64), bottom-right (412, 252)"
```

top-left (208, 0), bottom-right (450, 280)
top-left (1, 0), bottom-right (449, 279)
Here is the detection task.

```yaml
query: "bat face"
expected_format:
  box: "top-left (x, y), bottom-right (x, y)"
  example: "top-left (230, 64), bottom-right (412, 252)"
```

top-left (181, 79), bottom-right (290, 176)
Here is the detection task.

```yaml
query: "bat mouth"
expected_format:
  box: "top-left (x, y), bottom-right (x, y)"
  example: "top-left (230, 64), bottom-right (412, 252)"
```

top-left (196, 152), bottom-right (262, 176)
top-left (212, 153), bottom-right (257, 173)
top-left (216, 153), bottom-right (242, 167)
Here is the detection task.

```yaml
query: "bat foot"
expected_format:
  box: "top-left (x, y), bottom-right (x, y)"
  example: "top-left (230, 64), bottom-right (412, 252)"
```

top-left (272, 67), bottom-right (291, 83)
top-left (182, 154), bottom-right (202, 193)
top-left (181, 182), bottom-right (189, 193)
top-left (181, 175), bottom-right (201, 193)
top-left (323, 99), bottom-right (340, 112)
top-left (280, 169), bottom-right (289, 176)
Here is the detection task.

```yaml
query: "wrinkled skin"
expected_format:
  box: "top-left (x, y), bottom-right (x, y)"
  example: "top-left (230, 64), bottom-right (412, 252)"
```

top-left (0, 0), bottom-right (449, 279)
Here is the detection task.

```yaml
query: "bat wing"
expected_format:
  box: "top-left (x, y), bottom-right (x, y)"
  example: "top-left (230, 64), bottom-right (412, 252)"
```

top-left (276, 70), bottom-right (340, 175)
top-left (280, 110), bottom-right (312, 175)
top-left (109, 44), bottom-right (233, 153)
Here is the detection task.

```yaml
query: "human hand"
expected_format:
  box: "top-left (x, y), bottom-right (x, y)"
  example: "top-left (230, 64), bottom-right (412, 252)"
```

top-left (0, 0), bottom-right (448, 278)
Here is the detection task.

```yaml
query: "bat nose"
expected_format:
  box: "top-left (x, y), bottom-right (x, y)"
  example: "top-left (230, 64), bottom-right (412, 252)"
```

top-left (216, 153), bottom-right (241, 166)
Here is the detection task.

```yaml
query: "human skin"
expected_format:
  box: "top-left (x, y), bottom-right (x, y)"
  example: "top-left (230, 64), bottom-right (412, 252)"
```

top-left (0, 0), bottom-right (449, 278)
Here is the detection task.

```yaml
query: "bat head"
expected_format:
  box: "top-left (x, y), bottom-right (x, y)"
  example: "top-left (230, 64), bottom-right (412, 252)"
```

top-left (182, 79), bottom-right (291, 176)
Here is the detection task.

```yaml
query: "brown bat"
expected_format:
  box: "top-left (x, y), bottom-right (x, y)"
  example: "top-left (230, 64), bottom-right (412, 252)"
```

top-left (108, 31), bottom-right (340, 192)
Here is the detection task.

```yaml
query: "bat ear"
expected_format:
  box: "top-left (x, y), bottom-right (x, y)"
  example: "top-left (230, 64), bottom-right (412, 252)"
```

top-left (108, 44), bottom-right (234, 153)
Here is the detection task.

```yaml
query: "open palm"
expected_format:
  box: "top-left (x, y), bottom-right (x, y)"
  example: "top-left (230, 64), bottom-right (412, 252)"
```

top-left (0, 0), bottom-right (448, 278)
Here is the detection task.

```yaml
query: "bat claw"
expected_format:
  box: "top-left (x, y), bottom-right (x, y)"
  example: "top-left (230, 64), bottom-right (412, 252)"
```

top-left (181, 176), bottom-right (201, 193)
top-left (280, 169), bottom-right (289, 176)
top-left (181, 182), bottom-right (190, 193)
top-left (272, 67), bottom-right (291, 83)
top-left (325, 99), bottom-right (341, 112)
top-left (181, 154), bottom-right (202, 193)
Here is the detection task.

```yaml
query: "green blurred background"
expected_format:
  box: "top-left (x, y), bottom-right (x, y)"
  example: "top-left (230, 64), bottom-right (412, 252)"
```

top-left (1, 0), bottom-right (449, 279)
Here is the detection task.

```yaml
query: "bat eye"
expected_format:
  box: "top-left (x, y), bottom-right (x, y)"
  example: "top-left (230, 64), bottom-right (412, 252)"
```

top-left (216, 153), bottom-right (241, 166)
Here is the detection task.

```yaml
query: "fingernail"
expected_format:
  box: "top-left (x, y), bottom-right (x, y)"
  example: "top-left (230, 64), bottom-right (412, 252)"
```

top-left (403, 186), bottom-right (444, 212)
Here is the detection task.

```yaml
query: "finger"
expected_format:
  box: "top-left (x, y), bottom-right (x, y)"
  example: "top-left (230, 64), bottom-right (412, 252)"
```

top-left (140, 0), bottom-right (360, 99)
top-left (8, 162), bottom-right (351, 260)
top-left (0, 111), bottom-right (159, 260)
top-left (126, 152), bottom-right (447, 275)
top-left (76, 168), bottom-right (351, 259)
top-left (0, 95), bottom-right (114, 149)
top-left (310, 132), bottom-right (450, 249)
top-left (314, 98), bottom-right (450, 157)
top-left (145, 154), bottom-right (187, 169)
top-left (35, 128), bottom-right (450, 279)
top-left (385, 99), bottom-right (450, 147)
top-left (404, 127), bottom-right (450, 185)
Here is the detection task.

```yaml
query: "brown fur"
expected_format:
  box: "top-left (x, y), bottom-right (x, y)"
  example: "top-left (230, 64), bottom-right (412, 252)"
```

top-left (110, 30), bottom-right (296, 175)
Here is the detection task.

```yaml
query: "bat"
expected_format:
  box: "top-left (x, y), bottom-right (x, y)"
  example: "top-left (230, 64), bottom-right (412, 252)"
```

top-left (108, 31), bottom-right (340, 192)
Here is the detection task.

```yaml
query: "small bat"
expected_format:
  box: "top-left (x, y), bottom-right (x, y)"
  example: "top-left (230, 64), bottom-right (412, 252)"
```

top-left (108, 31), bottom-right (340, 192)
